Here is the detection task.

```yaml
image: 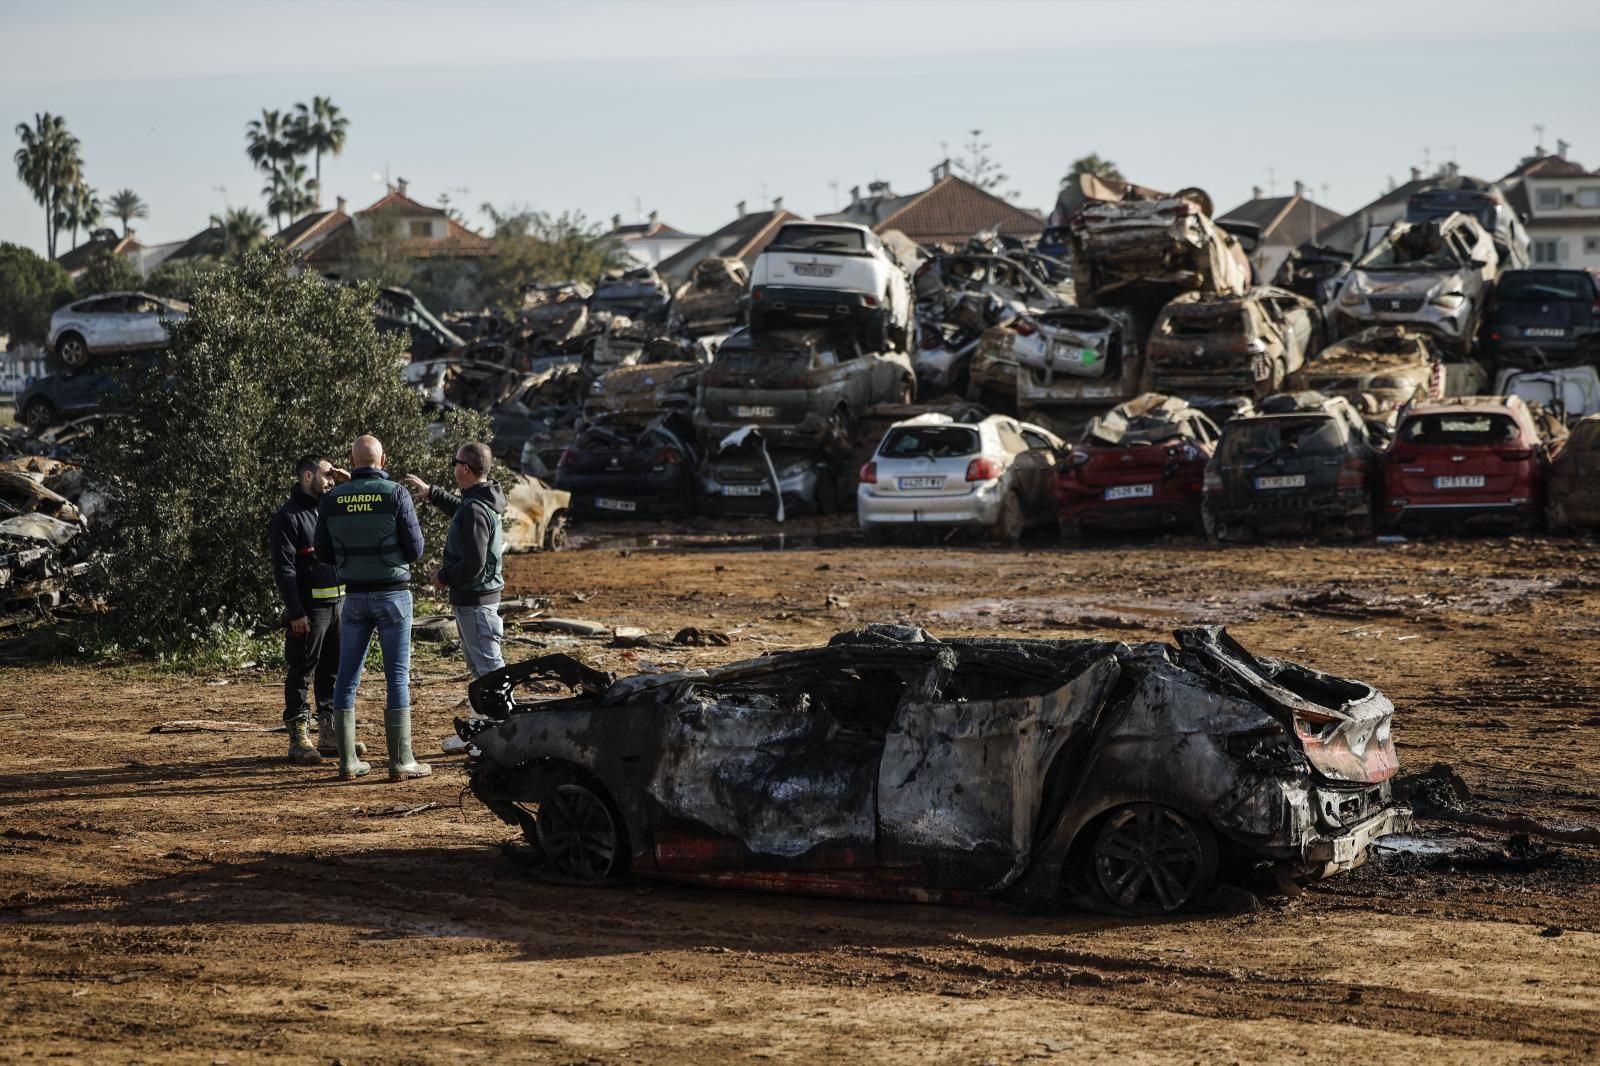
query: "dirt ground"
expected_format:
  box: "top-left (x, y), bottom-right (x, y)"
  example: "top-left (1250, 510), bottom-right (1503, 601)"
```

top-left (4, 527), bottom-right (1600, 1063)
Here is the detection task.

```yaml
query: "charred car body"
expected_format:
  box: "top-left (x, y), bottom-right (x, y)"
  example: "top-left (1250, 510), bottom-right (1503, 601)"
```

top-left (555, 413), bottom-right (700, 520)
top-left (1069, 191), bottom-right (1252, 309)
top-left (1204, 394), bottom-right (1379, 540)
top-left (672, 257), bottom-right (749, 336)
top-left (1055, 393), bottom-right (1218, 541)
top-left (1146, 286), bottom-right (1320, 399)
top-left (466, 624), bottom-right (1410, 915)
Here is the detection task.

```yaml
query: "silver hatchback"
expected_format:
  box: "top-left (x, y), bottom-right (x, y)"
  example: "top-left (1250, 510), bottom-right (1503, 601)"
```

top-left (48, 291), bottom-right (187, 370)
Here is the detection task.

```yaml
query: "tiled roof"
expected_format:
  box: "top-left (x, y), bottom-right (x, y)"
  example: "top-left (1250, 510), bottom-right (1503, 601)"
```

top-left (873, 175), bottom-right (1043, 247)
top-left (1502, 154), bottom-right (1589, 180)
top-left (275, 209), bottom-right (349, 252)
top-left (164, 225), bottom-right (225, 263)
top-left (54, 234), bottom-right (141, 273)
top-left (657, 209), bottom-right (803, 278)
top-left (611, 220), bottom-right (694, 240)
top-left (1220, 194), bottom-right (1345, 246)
top-left (303, 214), bottom-right (494, 263)
top-left (358, 188), bottom-right (447, 217)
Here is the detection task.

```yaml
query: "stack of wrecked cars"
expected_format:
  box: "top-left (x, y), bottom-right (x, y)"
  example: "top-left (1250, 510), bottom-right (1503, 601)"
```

top-left (464, 624), bottom-right (1411, 915)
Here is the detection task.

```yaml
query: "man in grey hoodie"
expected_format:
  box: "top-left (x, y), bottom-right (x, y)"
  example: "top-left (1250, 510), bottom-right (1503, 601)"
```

top-left (404, 441), bottom-right (507, 679)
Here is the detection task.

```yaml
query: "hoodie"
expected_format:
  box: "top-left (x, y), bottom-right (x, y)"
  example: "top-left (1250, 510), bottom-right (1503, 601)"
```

top-left (426, 480), bottom-right (508, 606)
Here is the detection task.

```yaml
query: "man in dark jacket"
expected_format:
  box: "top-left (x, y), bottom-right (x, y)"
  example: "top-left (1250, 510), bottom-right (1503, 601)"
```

top-left (315, 434), bottom-right (429, 782)
top-left (268, 456), bottom-right (357, 765)
top-left (405, 440), bottom-right (507, 680)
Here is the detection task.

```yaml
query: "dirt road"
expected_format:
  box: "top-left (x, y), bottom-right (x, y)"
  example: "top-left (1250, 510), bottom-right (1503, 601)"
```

top-left (3, 531), bottom-right (1599, 1063)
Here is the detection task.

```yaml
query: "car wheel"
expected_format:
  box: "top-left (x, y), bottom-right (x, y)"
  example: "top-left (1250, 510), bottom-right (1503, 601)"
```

top-left (1090, 803), bottom-right (1218, 916)
top-left (55, 333), bottom-right (89, 370)
top-left (993, 491), bottom-right (1024, 546)
top-left (543, 510), bottom-right (569, 552)
top-left (23, 398), bottom-right (55, 433)
top-left (824, 406), bottom-right (853, 455)
top-left (534, 780), bottom-right (627, 882)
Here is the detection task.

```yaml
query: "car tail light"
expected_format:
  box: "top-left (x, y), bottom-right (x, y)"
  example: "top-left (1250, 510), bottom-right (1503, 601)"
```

top-left (966, 457), bottom-right (1002, 482)
top-left (1337, 458), bottom-right (1366, 488)
top-left (1496, 447), bottom-right (1533, 461)
top-left (1203, 464), bottom-right (1221, 492)
top-left (859, 461), bottom-right (877, 484)
top-left (751, 288), bottom-right (764, 302)
top-left (558, 447), bottom-right (575, 468)
top-left (653, 447), bottom-right (681, 466)
top-left (1011, 318), bottom-right (1038, 336)
top-left (1487, 331), bottom-right (1500, 341)
top-left (862, 294), bottom-right (878, 307)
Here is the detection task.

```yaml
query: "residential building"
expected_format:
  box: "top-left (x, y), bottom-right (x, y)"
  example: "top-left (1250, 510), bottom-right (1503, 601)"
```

top-left (1220, 182), bottom-right (1346, 283)
top-left (53, 230), bottom-right (142, 279)
top-left (1313, 167), bottom-right (1442, 254)
top-left (656, 202), bottom-right (803, 285)
top-left (606, 212), bottom-right (700, 268)
top-left (820, 164), bottom-right (1044, 249)
top-left (1501, 150), bottom-right (1600, 270)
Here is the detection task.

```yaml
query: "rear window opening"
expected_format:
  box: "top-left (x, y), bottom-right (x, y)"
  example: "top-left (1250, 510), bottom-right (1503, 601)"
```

top-left (1495, 271), bottom-right (1595, 302)
top-left (1400, 413), bottom-right (1520, 445)
top-left (770, 225), bottom-right (867, 254)
top-left (1220, 417), bottom-right (1345, 463)
top-left (880, 426), bottom-right (980, 459)
top-left (1164, 310), bottom-right (1245, 337)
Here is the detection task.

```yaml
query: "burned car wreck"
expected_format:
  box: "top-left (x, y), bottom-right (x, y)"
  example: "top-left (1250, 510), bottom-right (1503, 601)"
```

top-left (465, 624), bottom-right (1411, 915)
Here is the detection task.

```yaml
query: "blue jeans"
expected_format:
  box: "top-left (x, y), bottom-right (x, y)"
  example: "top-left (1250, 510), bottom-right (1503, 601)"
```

top-left (453, 604), bottom-right (505, 679)
top-left (333, 590), bottom-right (413, 712)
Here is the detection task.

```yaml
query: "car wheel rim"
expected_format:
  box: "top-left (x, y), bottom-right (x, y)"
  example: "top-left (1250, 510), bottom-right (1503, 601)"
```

top-left (1092, 804), bottom-right (1208, 915)
top-left (61, 340), bottom-right (85, 365)
top-left (546, 514), bottom-right (569, 551)
top-left (536, 783), bottom-right (618, 881)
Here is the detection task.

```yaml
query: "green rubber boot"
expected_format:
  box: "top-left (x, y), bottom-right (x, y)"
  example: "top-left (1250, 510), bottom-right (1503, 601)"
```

top-left (287, 719), bottom-right (322, 766)
top-left (385, 706), bottom-right (432, 782)
top-left (317, 707), bottom-right (365, 758)
top-left (336, 705), bottom-right (371, 780)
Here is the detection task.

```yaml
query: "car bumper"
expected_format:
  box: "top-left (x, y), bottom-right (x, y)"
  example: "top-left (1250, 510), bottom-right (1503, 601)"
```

top-left (556, 472), bottom-right (693, 519)
top-left (752, 286), bottom-right (887, 328)
top-left (1303, 804), bottom-right (1414, 877)
top-left (1061, 497), bottom-right (1200, 531)
top-left (1336, 305), bottom-right (1468, 341)
top-left (858, 481), bottom-right (1004, 527)
top-left (1480, 332), bottom-right (1598, 365)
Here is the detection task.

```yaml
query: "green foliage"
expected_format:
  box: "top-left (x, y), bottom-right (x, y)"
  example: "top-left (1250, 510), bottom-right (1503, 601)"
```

top-left (74, 247), bottom-right (142, 298)
top-left (14, 112), bottom-right (82, 259)
top-left (109, 188), bottom-right (149, 237)
top-left (145, 257), bottom-right (221, 303)
top-left (87, 244), bottom-right (488, 651)
top-left (1063, 154), bottom-right (1125, 186)
top-left (0, 241), bottom-right (73, 344)
top-left (478, 205), bottom-right (629, 314)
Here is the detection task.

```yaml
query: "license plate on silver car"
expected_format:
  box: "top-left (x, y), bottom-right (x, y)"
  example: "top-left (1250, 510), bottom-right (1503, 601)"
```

top-left (733, 405), bottom-right (776, 419)
top-left (791, 263), bottom-right (837, 278)
top-left (898, 476), bottom-right (944, 490)
top-left (1255, 475), bottom-right (1306, 490)
top-left (594, 498), bottom-right (637, 512)
top-left (1523, 327), bottom-right (1566, 337)
top-left (1105, 483), bottom-right (1154, 500)
top-left (1434, 475), bottom-right (1485, 489)
top-left (722, 484), bottom-right (763, 496)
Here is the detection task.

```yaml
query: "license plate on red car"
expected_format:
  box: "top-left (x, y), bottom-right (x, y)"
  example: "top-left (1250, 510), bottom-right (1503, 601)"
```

top-left (1434, 475), bottom-right (1485, 489)
top-left (1104, 483), bottom-right (1154, 500)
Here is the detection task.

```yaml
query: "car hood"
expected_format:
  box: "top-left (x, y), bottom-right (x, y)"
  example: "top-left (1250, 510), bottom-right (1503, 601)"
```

top-left (1352, 271), bottom-right (1463, 296)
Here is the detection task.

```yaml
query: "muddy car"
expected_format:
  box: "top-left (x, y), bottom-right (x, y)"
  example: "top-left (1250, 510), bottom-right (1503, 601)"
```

top-left (1000, 307), bottom-right (1148, 438)
top-left (913, 251), bottom-right (1068, 315)
top-left (521, 281), bottom-right (592, 347)
top-left (1289, 326), bottom-right (1444, 418)
top-left (1204, 394), bottom-right (1379, 540)
top-left (1332, 214), bottom-right (1497, 354)
top-left (1480, 269), bottom-right (1600, 367)
top-left (583, 345), bottom-right (710, 421)
top-left (1494, 365), bottom-right (1600, 422)
top-left (1272, 241), bottom-right (1351, 306)
top-left (465, 624), bottom-right (1411, 915)
top-left (1547, 414), bottom-right (1600, 533)
top-left (555, 413), bottom-right (700, 520)
top-left (1147, 287), bottom-right (1320, 398)
top-left (696, 328), bottom-right (914, 454)
top-left (1379, 395), bottom-right (1557, 534)
top-left (590, 268), bottom-right (672, 326)
top-left (672, 257), bottom-right (749, 336)
top-left (1055, 394), bottom-right (1218, 542)
top-left (695, 426), bottom-right (839, 519)
top-left (1069, 191), bottom-right (1252, 308)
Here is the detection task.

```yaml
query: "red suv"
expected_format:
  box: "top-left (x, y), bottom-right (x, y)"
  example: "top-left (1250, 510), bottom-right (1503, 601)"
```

top-left (1380, 396), bottom-right (1552, 533)
top-left (1055, 393), bottom-right (1218, 542)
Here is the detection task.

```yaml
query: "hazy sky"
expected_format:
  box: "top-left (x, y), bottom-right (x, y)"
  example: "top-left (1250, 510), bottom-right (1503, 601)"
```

top-left (4, 0), bottom-right (1598, 255)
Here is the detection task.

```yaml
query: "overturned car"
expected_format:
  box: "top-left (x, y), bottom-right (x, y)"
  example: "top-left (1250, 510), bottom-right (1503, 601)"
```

top-left (465, 625), bottom-right (1410, 914)
top-left (1069, 190), bottom-right (1252, 308)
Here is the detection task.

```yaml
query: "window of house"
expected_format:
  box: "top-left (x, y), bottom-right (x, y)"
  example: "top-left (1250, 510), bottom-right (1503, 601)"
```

top-left (1577, 188), bottom-right (1600, 209)
top-left (1585, 237), bottom-right (1600, 255)
top-left (409, 220), bottom-right (434, 239)
top-left (1536, 187), bottom-right (1563, 210)
top-left (1532, 239), bottom-right (1561, 264)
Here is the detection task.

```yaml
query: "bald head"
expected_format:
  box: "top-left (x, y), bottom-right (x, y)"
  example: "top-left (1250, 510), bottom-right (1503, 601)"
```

top-left (351, 434), bottom-right (384, 469)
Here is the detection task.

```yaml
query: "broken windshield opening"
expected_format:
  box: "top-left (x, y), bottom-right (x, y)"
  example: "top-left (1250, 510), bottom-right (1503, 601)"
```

top-left (1400, 413), bottom-right (1519, 445)
top-left (1358, 229), bottom-right (1464, 272)
top-left (880, 426), bottom-right (980, 459)
top-left (1220, 416), bottom-right (1344, 464)
top-left (770, 225), bottom-right (867, 253)
top-left (1165, 310), bottom-right (1245, 337)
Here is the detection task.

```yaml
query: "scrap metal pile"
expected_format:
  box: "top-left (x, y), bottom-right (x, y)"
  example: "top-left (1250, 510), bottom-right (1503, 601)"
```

top-left (0, 442), bottom-right (98, 609)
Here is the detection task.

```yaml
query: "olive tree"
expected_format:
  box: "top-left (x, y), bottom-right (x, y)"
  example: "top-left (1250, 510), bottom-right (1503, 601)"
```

top-left (89, 245), bottom-right (486, 647)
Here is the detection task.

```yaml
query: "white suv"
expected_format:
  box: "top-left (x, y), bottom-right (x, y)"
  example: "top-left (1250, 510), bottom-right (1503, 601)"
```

top-left (749, 222), bottom-right (914, 352)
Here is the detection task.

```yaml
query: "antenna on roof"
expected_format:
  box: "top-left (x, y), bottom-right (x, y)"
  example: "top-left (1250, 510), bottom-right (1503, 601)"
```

top-left (1534, 124), bottom-right (1546, 153)
top-left (1266, 166), bottom-right (1276, 197)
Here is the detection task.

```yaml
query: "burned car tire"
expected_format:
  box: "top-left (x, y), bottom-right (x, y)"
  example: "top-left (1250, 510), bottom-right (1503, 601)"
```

top-left (534, 780), bottom-right (628, 882)
top-left (544, 510), bottom-right (570, 552)
top-left (55, 333), bottom-right (90, 370)
top-left (1089, 803), bottom-right (1217, 915)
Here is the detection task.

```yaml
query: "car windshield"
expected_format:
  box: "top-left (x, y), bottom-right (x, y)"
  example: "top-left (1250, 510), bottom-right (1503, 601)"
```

top-left (1357, 227), bottom-right (1464, 271)
top-left (595, 282), bottom-right (661, 299)
top-left (880, 425), bottom-right (979, 459)
top-left (1401, 412), bottom-right (1520, 445)
top-left (1164, 308), bottom-right (1245, 337)
top-left (770, 225), bottom-right (867, 253)
top-left (1220, 416), bottom-right (1344, 463)
top-left (1496, 271), bottom-right (1595, 302)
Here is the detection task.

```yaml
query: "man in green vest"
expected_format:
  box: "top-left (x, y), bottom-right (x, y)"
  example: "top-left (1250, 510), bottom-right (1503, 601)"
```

top-left (315, 434), bottom-right (429, 782)
top-left (405, 440), bottom-right (507, 681)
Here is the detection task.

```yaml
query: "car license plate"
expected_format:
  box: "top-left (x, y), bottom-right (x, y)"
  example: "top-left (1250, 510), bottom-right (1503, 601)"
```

top-left (1434, 475), bottom-right (1485, 489)
top-left (594, 497), bottom-right (637, 512)
top-left (733, 405), bottom-right (776, 419)
top-left (898, 476), bottom-right (944, 490)
top-left (791, 263), bottom-right (837, 278)
top-left (722, 484), bottom-right (763, 496)
top-left (1523, 327), bottom-right (1566, 337)
top-left (1104, 483), bottom-right (1154, 500)
top-left (1255, 475), bottom-right (1306, 490)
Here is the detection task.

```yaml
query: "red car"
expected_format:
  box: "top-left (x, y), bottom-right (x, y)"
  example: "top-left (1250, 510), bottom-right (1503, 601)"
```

top-left (1055, 393), bottom-right (1219, 542)
top-left (1380, 395), bottom-right (1554, 533)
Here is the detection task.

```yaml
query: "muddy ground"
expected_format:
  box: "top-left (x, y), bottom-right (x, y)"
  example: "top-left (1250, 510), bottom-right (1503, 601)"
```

top-left (3, 528), bottom-right (1599, 1063)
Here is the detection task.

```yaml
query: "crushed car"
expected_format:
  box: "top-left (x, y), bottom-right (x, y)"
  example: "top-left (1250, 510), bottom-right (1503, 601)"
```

top-left (981, 306), bottom-right (1148, 437)
top-left (672, 257), bottom-right (749, 336)
top-left (1332, 213), bottom-right (1498, 354)
top-left (501, 473), bottom-right (571, 551)
top-left (464, 624), bottom-right (1411, 915)
top-left (1068, 189), bottom-right (1252, 308)
top-left (1054, 393), bottom-right (1218, 542)
top-left (857, 413), bottom-right (1062, 544)
top-left (1493, 365), bottom-right (1600, 422)
top-left (1479, 268), bottom-right (1600, 367)
top-left (1546, 413), bottom-right (1600, 533)
top-left (1272, 241), bottom-right (1351, 306)
top-left (695, 426), bottom-right (839, 520)
top-left (521, 281), bottom-right (593, 349)
top-left (1204, 393), bottom-right (1379, 541)
top-left (1288, 325), bottom-right (1445, 423)
top-left (555, 412), bottom-right (700, 520)
top-left (589, 267), bottom-right (672, 327)
top-left (583, 343), bottom-right (710, 421)
top-left (1146, 286), bottom-right (1321, 398)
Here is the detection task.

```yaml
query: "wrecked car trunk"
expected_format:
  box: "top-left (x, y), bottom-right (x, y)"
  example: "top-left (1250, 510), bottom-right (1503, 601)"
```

top-left (1001, 307), bottom-right (1149, 438)
top-left (672, 257), bottom-right (749, 336)
top-left (590, 268), bottom-right (672, 326)
top-left (521, 281), bottom-right (592, 348)
top-left (695, 426), bottom-right (837, 520)
top-left (1069, 193), bottom-right (1252, 308)
top-left (1146, 287), bottom-right (1318, 399)
top-left (466, 624), bottom-right (1411, 914)
top-left (555, 413), bottom-right (700, 520)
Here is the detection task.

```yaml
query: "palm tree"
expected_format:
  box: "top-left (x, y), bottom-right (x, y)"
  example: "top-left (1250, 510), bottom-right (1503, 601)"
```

top-left (245, 109), bottom-right (295, 220)
top-left (291, 96), bottom-right (348, 207)
top-left (61, 180), bottom-right (102, 249)
top-left (263, 159), bottom-right (316, 231)
top-left (109, 189), bottom-right (149, 237)
top-left (13, 112), bottom-right (82, 258)
top-left (1062, 154), bottom-right (1125, 187)
top-left (209, 207), bottom-right (267, 260)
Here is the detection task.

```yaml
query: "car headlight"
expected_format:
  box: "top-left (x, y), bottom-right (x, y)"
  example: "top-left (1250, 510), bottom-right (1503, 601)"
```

top-left (777, 461), bottom-right (811, 478)
top-left (1429, 292), bottom-right (1465, 310)
top-left (1339, 286), bottom-right (1365, 307)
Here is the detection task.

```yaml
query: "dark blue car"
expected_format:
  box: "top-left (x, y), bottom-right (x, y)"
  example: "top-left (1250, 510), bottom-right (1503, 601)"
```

top-left (1481, 269), bottom-right (1600, 366)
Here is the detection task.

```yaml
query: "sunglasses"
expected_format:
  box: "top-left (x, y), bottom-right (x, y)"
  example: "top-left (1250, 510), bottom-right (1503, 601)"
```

top-left (453, 458), bottom-right (471, 467)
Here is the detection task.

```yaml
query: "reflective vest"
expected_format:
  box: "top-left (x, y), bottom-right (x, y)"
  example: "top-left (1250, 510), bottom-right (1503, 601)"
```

top-left (322, 476), bottom-right (409, 585)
